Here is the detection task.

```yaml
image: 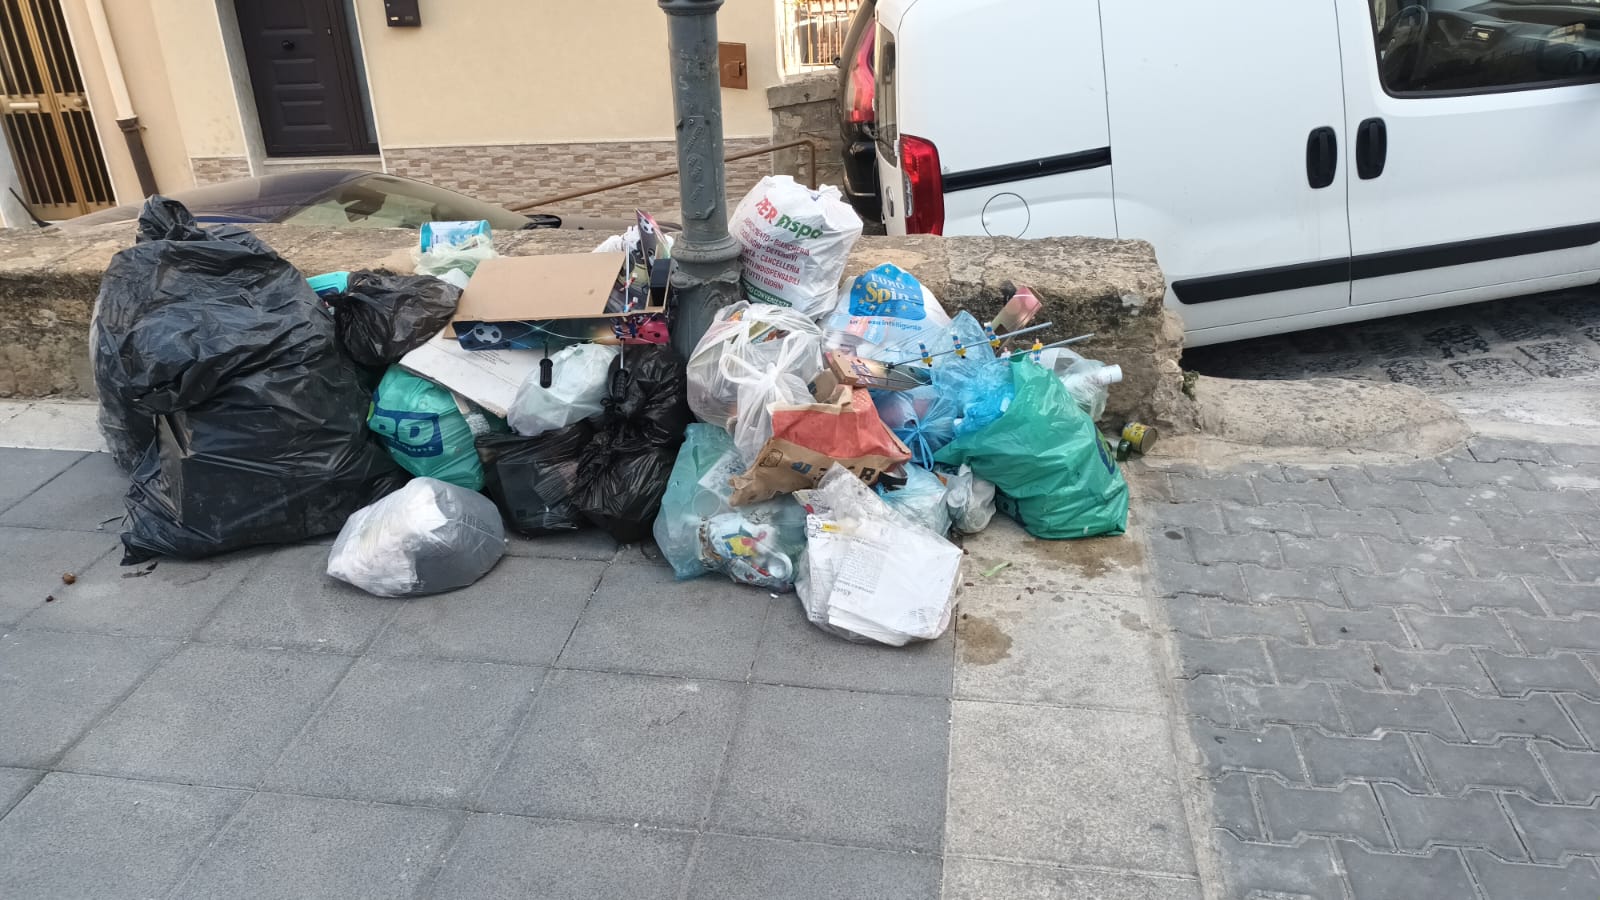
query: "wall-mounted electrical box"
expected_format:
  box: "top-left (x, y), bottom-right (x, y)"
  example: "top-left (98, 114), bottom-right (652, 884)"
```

top-left (719, 42), bottom-right (748, 90)
top-left (383, 0), bottom-right (421, 27)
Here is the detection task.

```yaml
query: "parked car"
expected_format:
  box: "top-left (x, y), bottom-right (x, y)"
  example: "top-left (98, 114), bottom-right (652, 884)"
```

top-left (836, 0), bottom-right (881, 224)
top-left (869, 0), bottom-right (1600, 346)
top-left (58, 169), bottom-right (630, 232)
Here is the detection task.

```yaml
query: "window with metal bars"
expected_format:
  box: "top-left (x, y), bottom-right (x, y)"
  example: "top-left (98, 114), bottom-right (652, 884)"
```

top-left (779, 0), bottom-right (863, 73)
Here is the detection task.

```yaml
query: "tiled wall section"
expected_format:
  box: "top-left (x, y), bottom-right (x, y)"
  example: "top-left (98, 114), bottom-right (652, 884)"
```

top-left (189, 156), bottom-right (252, 185)
top-left (382, 138), bottom-right (773, 216)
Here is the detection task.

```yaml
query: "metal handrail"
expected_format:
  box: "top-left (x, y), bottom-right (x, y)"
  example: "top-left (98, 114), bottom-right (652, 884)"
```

top-left (507, 138), bottom-right (819, 212)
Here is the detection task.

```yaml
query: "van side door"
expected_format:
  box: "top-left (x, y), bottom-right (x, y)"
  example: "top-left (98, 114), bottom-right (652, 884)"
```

top-left (1340, 0), bottom-right (1600, 307)
top-left (1101, 0), bottom-right (1355, 340)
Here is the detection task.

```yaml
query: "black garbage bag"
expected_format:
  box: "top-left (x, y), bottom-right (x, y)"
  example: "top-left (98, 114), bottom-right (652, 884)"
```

top-left (93, 196), bottom-right (404, 563)
top-left (572, 345), bottom-right (692, 543)
top-left (477, 422), bottom-right (593, 535)
top-left (327, 271), bottom-right (460, 370)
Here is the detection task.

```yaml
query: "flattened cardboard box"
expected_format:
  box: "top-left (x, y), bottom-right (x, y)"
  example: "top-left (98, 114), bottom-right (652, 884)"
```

top-left (451, 252), bottom-right (670, 351)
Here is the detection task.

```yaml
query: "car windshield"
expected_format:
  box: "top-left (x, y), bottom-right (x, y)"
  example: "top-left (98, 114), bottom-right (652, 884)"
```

top-left (278, 173), bottom-right (530, 230)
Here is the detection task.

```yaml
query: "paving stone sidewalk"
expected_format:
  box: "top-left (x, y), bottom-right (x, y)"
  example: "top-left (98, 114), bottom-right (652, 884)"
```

top-left (1140, 437), bottom-right (1600, 899)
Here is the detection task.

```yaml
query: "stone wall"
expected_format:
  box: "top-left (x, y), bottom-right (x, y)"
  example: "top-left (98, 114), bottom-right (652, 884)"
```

top-left (189, 156), bottom-right (252, 185)
top-left (0, 223), bottom-right (1193, 429)
top-left (768, 73), bottom-right (844, 190)
top-left (382, 138), bottom-right (772, 217)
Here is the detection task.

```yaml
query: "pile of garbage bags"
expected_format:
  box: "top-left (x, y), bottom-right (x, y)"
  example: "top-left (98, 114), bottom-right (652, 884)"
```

top-left (89, 182), bottom-right (1132, 642)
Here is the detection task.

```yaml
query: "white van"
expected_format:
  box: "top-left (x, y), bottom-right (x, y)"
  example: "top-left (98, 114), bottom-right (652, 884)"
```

top-left (871, 0), bottom-right (1600, 347)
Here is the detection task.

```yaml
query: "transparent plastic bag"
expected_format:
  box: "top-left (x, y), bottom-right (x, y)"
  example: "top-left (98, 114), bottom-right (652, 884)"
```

top-left (937, 463), bottom-right (997, 534)
top-left (879, 464), bottom-right (952, 537)
top-left (686, 302), bottom-right (824, 431)
top-left (327, 478), bottom-right (506, 598)
top-left (507, 343), bottom-right (619, 437)
top-left (413, 233), bottom-right (497, 282)
top-left (1039, 347), bottom-right (1123, 421)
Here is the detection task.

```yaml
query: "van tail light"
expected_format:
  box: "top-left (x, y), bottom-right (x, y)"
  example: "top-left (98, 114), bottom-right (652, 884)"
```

top-left (900, 134), bottom-right (944, 235)
top-left (845, 30), bottom-right (876, 124)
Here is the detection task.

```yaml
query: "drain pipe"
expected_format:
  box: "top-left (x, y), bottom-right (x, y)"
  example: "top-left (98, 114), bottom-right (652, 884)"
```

top-left (84, 0), bottom-right (157, 197)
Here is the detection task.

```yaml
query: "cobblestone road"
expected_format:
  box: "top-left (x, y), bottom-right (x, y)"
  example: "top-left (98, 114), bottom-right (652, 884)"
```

top-left (1140, 437), bottom-right (1600, 899)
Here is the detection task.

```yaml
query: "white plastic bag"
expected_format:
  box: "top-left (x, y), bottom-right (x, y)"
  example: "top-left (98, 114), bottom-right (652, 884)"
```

top-left (880, 464), bottom-right (952, 537)
top-left (327, 478), bottom-right (507, 598)
top-left (686, 302), bottom-right (824, 433)
top-left (507, 343), bottom-right (620, 437)
top-left (794, 466), bottom-right (963, 646)
top-left (730, 176), bottom-right (864, 318)
top-left (938, 463), bottom-right (998, 534)
top-left (822, 263), bottom-right (952, 357)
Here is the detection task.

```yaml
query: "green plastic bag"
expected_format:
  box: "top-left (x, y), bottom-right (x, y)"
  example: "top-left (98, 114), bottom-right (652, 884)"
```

top-left (934, 359), bottom-right (1127, 538)
top-left (367, 367), bottom-right (484, 491)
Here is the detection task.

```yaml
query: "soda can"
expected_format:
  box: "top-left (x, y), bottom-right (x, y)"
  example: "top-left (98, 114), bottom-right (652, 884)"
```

top-left (1121, 422), bottom-right (1157, 455)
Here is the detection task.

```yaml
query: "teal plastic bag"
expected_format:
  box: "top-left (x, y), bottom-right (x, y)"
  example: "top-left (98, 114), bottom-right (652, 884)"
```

top-left (367, 367), bottom-right (484, 491)
top-left (934, 359), bottom-right (1127, 539)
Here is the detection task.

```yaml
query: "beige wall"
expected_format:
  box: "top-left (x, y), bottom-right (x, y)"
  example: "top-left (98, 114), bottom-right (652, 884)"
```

top-left (351, 0), bottom-right (782, 148)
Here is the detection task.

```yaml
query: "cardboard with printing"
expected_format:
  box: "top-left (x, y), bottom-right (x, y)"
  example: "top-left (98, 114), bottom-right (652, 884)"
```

top-left (451, 253), bottom-right (670, 351)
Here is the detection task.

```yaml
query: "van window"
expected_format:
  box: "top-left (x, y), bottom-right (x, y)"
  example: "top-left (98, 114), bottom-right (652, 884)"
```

top-left (874, 24), bottom-right (898, 160)
top-left (1370, 1), bottom-right (1600, 95)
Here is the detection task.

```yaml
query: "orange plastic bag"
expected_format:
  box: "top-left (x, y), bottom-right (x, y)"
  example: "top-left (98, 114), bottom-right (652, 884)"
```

top-left (729, 387), bottom-right (911, 506)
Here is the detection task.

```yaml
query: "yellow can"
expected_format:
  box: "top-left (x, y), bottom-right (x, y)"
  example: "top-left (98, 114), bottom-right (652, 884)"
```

top-left (1121, 422), bottom-right (1157, 455)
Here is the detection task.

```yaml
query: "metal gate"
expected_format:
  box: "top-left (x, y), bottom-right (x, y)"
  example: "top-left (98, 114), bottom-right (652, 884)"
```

top-left (0, 0), bottom-right (114, 219)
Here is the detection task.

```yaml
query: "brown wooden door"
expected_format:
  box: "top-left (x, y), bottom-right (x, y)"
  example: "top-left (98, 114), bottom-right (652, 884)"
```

top-left (0, 0), bottom-right (115, 219)
top-left (234, 0), bottom-right (373, 157)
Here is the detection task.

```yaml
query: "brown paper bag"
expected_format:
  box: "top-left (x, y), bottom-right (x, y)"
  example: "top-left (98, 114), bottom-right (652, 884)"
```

top-left (729, 387), bottom-right (912, 506)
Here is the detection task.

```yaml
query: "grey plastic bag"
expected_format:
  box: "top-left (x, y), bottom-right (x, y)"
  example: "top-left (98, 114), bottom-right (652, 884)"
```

top-left (327, 478), bottom-right (507, 598)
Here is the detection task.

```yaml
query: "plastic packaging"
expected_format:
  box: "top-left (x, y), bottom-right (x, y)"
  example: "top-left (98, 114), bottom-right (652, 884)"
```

top-left (653, 425), bottom-right (808, 590)
top-left (1039, 347), bottom-right (1124, 422)
top-left (879, 464), bottom-right (952, 537)
top-left (477, 422), bottom-right (592, 535)
top-left (728, 386), bottom-right (912, 506)
top-left (934, 360), bottom-right (1129, 539)
top-left (686, 302), bottom-right (825, 433)
top-left (327, 478), bottom-right (506, 598)
top-left (506, 343), bottom-right (620, 437)
top-left (794, 465), bottom-right (963, 646)
top-left (937, 464), bottom-right (998, 534)
top-left (730, 176), bottom-right (864, 318)
top-left (414, 232), bottom-right (496, 283)
top-left (328, 272), bottom-right (461, 370)
top-left (97, 197), bottom-right (404, 561)
top-left (572, 345), bottom-right (693, 542)
top-left (823, 264), bottom-right (952, 355)
top-left (368, 367), bottom-right (484, 490)
top-left (872, 386), bottom-right (957, 470)
top-left (420, 220), bottom-right (491, 253)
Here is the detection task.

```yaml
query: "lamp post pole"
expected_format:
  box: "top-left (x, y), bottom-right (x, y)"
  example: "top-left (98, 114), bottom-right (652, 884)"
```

top-left (659, 0), bottom-right (743, 361)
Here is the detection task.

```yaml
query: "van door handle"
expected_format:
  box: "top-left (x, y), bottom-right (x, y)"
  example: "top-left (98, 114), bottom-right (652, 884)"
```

top-left (1356, 118), bottom-right (1388, 180)
top-left (1306, 127), bottom-right (1338, 190)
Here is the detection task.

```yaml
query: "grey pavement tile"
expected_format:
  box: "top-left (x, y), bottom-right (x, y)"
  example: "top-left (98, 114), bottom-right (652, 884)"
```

top-left (1372, 645), bottom-right (1495, 693)
top-left (1308, 506), bottom-right (1403, 540)
top-left (1479, 510), bottom-right (1591, 546)
top-left (1364, 458), bottom-right (1453, 486)
top-left (1201, 598), bottom-right (1307, 644)
top-left (687, 833), bottom-right (940, 900)
top-left (952, 588), bottom-right (1162, 712)
top-left (1178, 637), bottom-right (1272, 682)
top-left (1149, 500), bottom-right (1225, 532)
top-left (1443, 458), bottom-right (1541, 490)
top-left (1227, 682), bottom-right (1344, 731)
top-left (1339, 569), bottom-right (1440, 611)
top-left (758, 593), bottom-right (953, 698)
top-left (1505, 485), bottom-right (1598, 516)
top-left (1179, 674), bottom-right (1233, 727)
top-left (1166, 593), bottom-right (1211, 638)
top-left (1337, 686), bottom-right (1463, 740)
top-left (1392, 509), bottom-right (1495, 543)
top-left (1565, 695), bottom-right (1600, 747)
top-left (1298, 730), bottom-right (1428, 793)
top-left (1270, 641), bottom-right (1384, 688)
top-left (1364, 537), bottom-right (1470, 577)
top-left (1252, 476), bottom-right (1337, 507)
top-left (1338, 843), bottom-right (1476, 900)
top-left (503, 528), bottom-right (619, 561)
top-left (0, 773), bottom-right (241, 900)
top-left (559, 563), bottom-right (771, 681)
top-left (0, 526), bottom-right (115, 626)
top-left (0, 451), bottom-right (125, 531)
top-left (1420, 482), bottom-right (1520, 514)
top-left (480, 670), bottom-right (741, 827)
top-left (262, 655), bottom-right (538, 807)
top-left (1445, 691), bottom-right (1587, 749)
top-left (1503, 795), bottom-right (1600, 864)
top-left (1479, 651), bottom-right (1600, 698)
top-left (1257, 780), bottom-right (1389, 848)
top-left (21, 549), bottom-right (259, 639)
top-left (713, 685), bottom-right (947, 852)
top-left (431, 813), bottom-right (693, 900)
top-left (1465, 852), bottom-right (1600, 900)
top-left (1170, 474), bottom-right (1257, 506)
top-left (949, 700), bottom-right (1194, 872)
top-left (1401, 610), bottom-right (1518, 651)
top-left (1503, 612), bottom-right (1600, 654)
top-left (1208, 771), bottom-right (1263, 840)
top-left (1221, 504), bottom-right (1313, 537)
top-left (197, 544), bottom-right (402, 653)
top-left (1188, 529), bottom-right (1281, 567)
top-left (1331, 476), bottom-right (1434, 513)
top-left (1528, 581), bottom-right (1600, 616)
top-left (1154, 560), bottom-right (1247, 600)
top-left (0, 448), bottom-right (84, 514)
top-left (0, 767), bottom-right (41, 818)
top-left (1548, 443), bottom-right (1600, 466)
top-left (1280, 533), bottom-right (1373, 572)
top-left (1212, 831), bottom-right (1345, 900)
top-left (1242, 564), bottom-right (1346, 605)
top-left (1301, 605), bottom-right (1405, 645)
top-left (1555, 547), bottom-right (1600, 583)
top-left (1435, 575), bottom-right (1544, 616)
top-left (1148, 527), bottom-right (1196, 564)
top-left (1457, 542), bottom-right (1572, 581)
top-left (1468, 438), bottom-right (1556, 465)
top-left (1533, 741), bottom-right (1600, 805)
top-left (0, 629), bottom-right (175, 767)
top-left (369, 556), bottom-right (604, 666)
top-left (170, 792), bottom-right (459, 900)
top-left (60, 644), bottom-right (350, 787)
top-left (941, 856), bottom-right (1202, 900)
top-left (1414, 736), bottom-right (1558, 801)
top-left (1373, 784), bottom-right (1524, 859)
top-left (1188, 722), bottom-right (1304, 781)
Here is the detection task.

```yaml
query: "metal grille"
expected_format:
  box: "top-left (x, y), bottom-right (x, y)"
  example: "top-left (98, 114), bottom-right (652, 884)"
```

top-left (780, 0), bottom-right (862, 72)
top-left (0, 0), bottom-right (114, 219)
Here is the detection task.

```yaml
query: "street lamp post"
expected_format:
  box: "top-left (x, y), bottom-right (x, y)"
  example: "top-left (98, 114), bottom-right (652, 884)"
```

top-left (659, 0), bottom-right (743, 361)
